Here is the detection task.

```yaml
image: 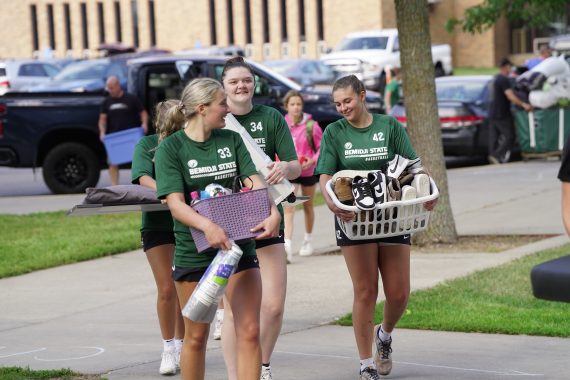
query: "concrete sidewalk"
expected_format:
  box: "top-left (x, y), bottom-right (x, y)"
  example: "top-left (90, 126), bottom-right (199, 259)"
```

top-left (1, 160), bottom-right (569, 379)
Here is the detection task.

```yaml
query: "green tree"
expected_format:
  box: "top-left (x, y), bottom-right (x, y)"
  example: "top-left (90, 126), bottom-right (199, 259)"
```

top-left (394, 0), bottom-right (458, 244)
top-left (446, 0), bottom-right (569, 34)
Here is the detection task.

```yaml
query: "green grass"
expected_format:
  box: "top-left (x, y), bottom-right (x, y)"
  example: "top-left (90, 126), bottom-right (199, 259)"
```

top-left (453, 67), bottom-right (498, 76)
top-left (0, 212), bottom-right (140, 279)
top-left (337, 244), bottom-right (570, 337)
top-left (0, 367), bottom-right (105, 379)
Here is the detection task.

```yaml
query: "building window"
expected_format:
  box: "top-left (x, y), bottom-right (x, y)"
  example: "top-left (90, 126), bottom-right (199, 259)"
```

top-left (97, 2), bottom-right (105, 44)
top-left (148, 0), bottom-right (156, 46)
top-left (47, 4), bottom-right (56, 49)
top-left (131, 0), bottom-right (139, 47)
top-left (209, 0), bottom-right (217, 45)
top-left (298, 0), bottom-right (305, 41)
top-left (80, 2), bottom-right (89, 49)
top-left (316, 0), bottom-right (324, 41)
top-left (30, 5), bottom-right (39, 51)
top-left (280, 0), bottom-right (287, 42)
top-left (64, 4), bottom-right (72, 50)
top-left (226, 0), bottom-right (234, 45)
top-left (244, 0), bottom-right (252, 44)
top-left (114, 1), bottom-right (122, 42)
top-left (262, 0), bottom-right (269, 43)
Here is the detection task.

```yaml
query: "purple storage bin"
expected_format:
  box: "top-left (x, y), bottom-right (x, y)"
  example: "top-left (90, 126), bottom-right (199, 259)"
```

top-left (103, 127), bottom-right (144, 165)
top-left (190, 188), bottom-right (271, 252)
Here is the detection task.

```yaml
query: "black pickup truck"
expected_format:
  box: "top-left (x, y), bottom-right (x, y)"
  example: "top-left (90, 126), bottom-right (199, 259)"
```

top-left (0, 55), bottom-right (383, 194)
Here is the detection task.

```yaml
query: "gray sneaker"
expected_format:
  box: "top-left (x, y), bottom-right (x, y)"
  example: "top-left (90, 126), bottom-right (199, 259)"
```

top-left (374, 325), bottom-right (393, 376)
top-left (360, 366), bottom-right (380, 380)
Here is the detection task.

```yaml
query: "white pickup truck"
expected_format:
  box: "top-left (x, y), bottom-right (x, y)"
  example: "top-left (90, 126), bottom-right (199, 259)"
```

top-left (320, 28), bottom-right (453, 92)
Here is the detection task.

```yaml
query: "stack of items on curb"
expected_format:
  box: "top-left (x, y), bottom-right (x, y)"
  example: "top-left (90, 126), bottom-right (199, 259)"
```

top-left (516, 55), bottom-right (570, 109)
top-left (332, 155), bottom-right (431, 210)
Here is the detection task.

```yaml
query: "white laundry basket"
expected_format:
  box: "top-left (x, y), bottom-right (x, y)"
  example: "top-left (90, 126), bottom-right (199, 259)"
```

top-left (325, 178), bottom-right (439, 240)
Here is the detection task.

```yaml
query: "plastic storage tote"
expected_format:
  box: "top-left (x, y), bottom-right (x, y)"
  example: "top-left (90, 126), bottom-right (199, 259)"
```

top-left (514, 107), bottom-right (570, 156)
top-left (103, 127), bottom-right (144, 165)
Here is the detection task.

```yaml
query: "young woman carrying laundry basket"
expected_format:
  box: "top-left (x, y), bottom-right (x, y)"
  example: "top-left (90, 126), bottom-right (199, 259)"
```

top-left (314, 75), bottom-right (438, 380)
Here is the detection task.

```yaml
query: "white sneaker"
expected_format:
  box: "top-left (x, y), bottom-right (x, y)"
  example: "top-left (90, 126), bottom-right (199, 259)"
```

top-left (411, 173), bottom-right (430, 198)
top-left (260, 365), bottom-right (273, 380)
top-left (400, 185), bottom-right (417, 230)
top-left (159, 348), bottom-right (177, 375)
top-left (213, 313), bottom-right (223, 340)
top-left (285, 241), bottom-right (293, 263)
top-left (299, 240), bottom-right (313, 256)
top-left (175, 349), bottom-right (180, 371)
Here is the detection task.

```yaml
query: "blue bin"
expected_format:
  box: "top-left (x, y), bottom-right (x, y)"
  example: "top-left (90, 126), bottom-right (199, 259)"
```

top-left (103, 127), bottom-right (144, 165)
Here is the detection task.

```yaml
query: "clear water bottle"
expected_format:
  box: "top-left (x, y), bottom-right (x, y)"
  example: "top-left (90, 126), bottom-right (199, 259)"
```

top-left (182, 242), bottom-right (244, 323)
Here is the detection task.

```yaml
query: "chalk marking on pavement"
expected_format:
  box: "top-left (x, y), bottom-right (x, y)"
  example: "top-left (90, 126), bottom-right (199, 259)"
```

top-left (34, 346), bottom-right (105, 362)
top-left (275, 351), bottom-right (543, 376)
top-left (0, 347), bottom-right (46, 358)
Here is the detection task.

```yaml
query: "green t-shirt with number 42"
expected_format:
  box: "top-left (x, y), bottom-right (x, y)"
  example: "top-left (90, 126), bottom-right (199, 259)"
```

top-left (234, 104), bottom-right (298, 230)
top-left (315, 114), bottom-right (417, 175)
top-left (154, 128), bottom-right (258, 268)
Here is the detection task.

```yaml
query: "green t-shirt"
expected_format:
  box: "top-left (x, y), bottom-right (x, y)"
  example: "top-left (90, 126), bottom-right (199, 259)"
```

top-left (154, 129), bottom-right (258, 268)
top-left (315, 114), bottom-right (417, 175)
top-left (131, 134), bottom-right (173, 233)
top-left (385, 79), bottom-right (400, 108)
top-left (234, 104), bottom-right (298, 230)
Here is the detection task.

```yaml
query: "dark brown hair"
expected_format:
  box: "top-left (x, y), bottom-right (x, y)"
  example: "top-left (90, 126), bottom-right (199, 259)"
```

top-left (332, 75), bottom-right (366, 95)
top-left (221, 56), bottom-right (255, 84)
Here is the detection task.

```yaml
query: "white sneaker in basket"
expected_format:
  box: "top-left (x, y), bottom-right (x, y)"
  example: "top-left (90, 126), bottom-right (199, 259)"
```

top-left (367, 171), bottom-right (387, 205)
top-left (411, 173), bottom-right (430, 198)
top-left (400, 185), bottom-right (417, 230)
top-left (352, 176), bottom-right (376, 211)
top-left (384, 154), bottom-right (409, 179)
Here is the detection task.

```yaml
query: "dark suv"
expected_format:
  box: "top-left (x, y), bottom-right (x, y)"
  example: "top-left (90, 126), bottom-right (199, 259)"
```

top-left (128, 55), bottom-right (384, 129)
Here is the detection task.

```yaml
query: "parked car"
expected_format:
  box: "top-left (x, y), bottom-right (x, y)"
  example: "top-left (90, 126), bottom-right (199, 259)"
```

top-left (320, 28), bottom-right (453, 93)
top-left (391, 75), bottom-right (493, 157)
top-left (0, 59), bottom-right (61, 95)
top-left (25, 57), bottom-right (129, 93)
top-left (262, 59), bottom-right (337, 87)
top-left (0, 54), bottom-right (383, 194)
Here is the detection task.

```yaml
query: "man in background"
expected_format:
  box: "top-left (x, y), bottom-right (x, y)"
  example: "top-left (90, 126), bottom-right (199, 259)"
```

top-left (525, 45), bottom-right (553, 70)
top-left (384, 66), bottom-right (401, 115)
top-left (98, 76), bottom-right (148, 185)
top-left (488, 58), bottom-right (532, 164)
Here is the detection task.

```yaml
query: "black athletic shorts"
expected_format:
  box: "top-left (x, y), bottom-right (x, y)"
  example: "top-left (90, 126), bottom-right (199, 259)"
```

top-left (141, 231), bottom-right (175, 251)
top-left (255, 230), bottom-right (285, 249)
top-left (334, 218), bottom-right (411, 246)
top-left (172, 255), bottom-right (260, 283)
top-left (291, 175), bottom-right (319, 186)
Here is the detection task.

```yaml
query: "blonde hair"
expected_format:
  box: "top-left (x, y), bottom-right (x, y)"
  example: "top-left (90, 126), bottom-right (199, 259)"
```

top-left (282, 90), bottom-right (303, 108)
top-left (162, 77), bottom-right (223, 136)
top-left (154, 100), bottom-right (181, 142)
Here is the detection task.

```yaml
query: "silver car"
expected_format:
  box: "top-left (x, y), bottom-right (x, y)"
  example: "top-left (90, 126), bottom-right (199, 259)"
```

top-left (0, 59), bottom-right (60, 95)
top-left (262, 59), bottom-right (337, 87)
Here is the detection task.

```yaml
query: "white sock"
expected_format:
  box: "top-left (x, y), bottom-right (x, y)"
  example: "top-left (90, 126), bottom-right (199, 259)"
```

top-left (216, 308), bottom-right (224, 320)
top-left (303, 233), bottom-right (312, 242)
top-left (174, 339), bottom-right (183, 352)
top-left (360, 357), bottom-right (375, 372)
top-left (163, 338), bottom-right (175, 352)
top-left (377, 325), bottom-right (391, 342)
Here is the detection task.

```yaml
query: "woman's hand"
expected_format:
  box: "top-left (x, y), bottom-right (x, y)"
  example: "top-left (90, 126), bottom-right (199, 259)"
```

top-left (326, 200), bottom-right (355, 222)
top-left (252, 207), bottom-right (281, 240)
top-left (423, 197), bottom-right (438, 211)
top-left (301, 157), bottom-right (314, 171)
top-left (264, 161), bottom-right (289, 184)
top-left (202, 221), bottom-right (232, 251)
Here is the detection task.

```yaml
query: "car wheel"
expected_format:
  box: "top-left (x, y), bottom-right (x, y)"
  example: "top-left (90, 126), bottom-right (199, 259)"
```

top-left (42, 142), bottom-right (101, 194)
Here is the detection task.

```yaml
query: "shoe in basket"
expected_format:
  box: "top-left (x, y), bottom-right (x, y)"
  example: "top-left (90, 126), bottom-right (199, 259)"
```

top-left (352, 176), bottom-right (376, 211)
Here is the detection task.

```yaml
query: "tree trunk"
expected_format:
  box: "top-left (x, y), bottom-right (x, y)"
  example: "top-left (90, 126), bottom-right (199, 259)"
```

top-left (394, 0), bottom-right (458, 244)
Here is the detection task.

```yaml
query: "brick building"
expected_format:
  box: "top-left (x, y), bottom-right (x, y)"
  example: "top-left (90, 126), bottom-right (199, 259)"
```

top-left (0, 0), bottom-right (565, 67)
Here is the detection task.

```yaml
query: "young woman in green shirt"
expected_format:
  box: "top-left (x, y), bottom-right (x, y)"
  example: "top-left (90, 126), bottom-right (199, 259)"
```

top-left (315, 75), bottom-right (437, 379)
top-left (131, 100), bottom-right (184, 375)
top-left (219, 57), bottom-right (301, 380)
top-left (154, 78), bottom-right (281, 380)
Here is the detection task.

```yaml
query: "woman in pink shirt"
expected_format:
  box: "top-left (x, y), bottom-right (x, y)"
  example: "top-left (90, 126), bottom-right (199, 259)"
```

top-left (283, 90), bottom-right (323, 262)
